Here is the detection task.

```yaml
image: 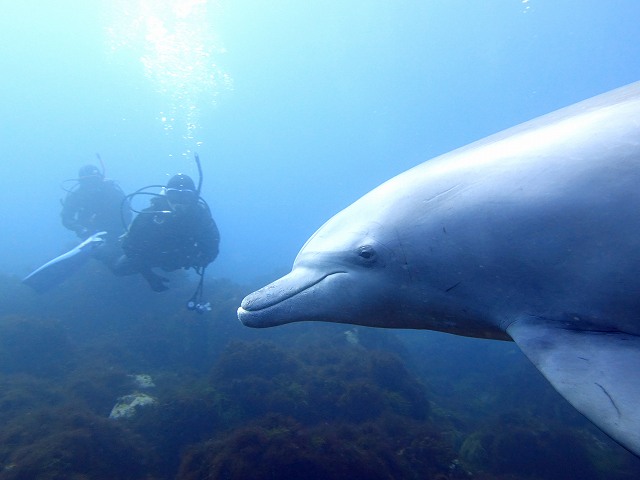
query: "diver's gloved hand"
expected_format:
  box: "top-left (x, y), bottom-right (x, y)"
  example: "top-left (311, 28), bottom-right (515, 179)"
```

top-left (89, 231), bottom-right (108, 244)
top-left (77, 231), bottom-right (107, 252)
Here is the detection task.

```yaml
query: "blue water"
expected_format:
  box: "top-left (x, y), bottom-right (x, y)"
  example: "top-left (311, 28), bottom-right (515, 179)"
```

top-left (1, 1), bottom-right (640, 478)
top-left (2, 0), bottom-right (639, 282)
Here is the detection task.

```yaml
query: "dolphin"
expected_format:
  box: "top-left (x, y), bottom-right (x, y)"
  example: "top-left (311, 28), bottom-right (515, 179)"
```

top-left (238, 82), bottom-right (640, 456)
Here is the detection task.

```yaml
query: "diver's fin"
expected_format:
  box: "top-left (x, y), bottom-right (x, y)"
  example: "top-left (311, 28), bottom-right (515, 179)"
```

top-left (507, 319), bottom-right (640, 456)
top-left (22, 232), bottom-right (107, 293)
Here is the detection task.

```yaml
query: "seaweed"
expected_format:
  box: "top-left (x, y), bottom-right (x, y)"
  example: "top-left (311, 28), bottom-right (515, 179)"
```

top-left (0, 271), bottom-right (639, 480)
top-left (210, 339), bottom-right (429, 426)
top-left (0, 405), bottom-right (154, 480)
top-left (177, 414), bottom-right (455, 480)
top-left (458, 415), bottom-right (615, 480)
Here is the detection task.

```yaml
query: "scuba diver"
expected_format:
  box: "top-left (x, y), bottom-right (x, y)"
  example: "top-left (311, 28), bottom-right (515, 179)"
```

top-left (61, 163), bottom-right (131, 241)
top-left (24, 156), bottom-right (218, 309)
top-left (113, 171), bottom-right (220, 302)
top-left (24, 161), bottom-right (131, 293)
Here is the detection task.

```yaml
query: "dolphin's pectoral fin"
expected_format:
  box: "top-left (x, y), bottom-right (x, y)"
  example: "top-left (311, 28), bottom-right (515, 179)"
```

top-left (507, 319), bottom-right (640, 456)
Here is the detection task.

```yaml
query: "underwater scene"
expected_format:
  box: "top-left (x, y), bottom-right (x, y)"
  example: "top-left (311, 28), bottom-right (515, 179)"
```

top-left (2, 271), bottom-right (640, 480)
top-left (2, 1), bottom-right (640, 479)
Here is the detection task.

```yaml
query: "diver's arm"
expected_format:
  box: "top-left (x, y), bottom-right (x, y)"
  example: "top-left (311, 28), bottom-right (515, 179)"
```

top-left (120, 216), bottom-right (145, 257)
top-left (60, 193), bottom-right (84, 234)
top-left (193, 216), bottom-right (220, 267)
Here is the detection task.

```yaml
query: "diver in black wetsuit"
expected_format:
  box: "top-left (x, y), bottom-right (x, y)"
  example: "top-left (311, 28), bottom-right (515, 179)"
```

top-left (61, 164), bottom-right (131, 241)
top-left (113, 173), bottom-right (220, 293)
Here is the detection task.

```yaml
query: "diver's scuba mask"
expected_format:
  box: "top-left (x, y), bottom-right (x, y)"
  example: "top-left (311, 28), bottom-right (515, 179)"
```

top-left (165, 188), bottom-right (197, 211)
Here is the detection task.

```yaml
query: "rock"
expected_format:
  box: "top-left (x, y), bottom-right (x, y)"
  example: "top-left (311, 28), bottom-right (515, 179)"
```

top-left (109, 393), bottom-right (156, 419)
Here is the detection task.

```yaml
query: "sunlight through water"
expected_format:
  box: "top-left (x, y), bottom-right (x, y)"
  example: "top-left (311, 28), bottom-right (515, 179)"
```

top-left (106, 0), bottom-right (232, 156)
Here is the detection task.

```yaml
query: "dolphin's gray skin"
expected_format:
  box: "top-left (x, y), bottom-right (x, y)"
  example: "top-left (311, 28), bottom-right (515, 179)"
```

top-left (238, 82), bottom-right (640, 456)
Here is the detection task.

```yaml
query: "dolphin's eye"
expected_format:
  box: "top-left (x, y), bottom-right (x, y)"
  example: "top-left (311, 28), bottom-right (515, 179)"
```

top-left (358, 245), bottom-right (376, 261)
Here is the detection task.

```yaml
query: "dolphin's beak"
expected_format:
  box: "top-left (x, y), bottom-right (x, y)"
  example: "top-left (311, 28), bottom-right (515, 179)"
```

top-left (238, 267), bottom-right (345, 327)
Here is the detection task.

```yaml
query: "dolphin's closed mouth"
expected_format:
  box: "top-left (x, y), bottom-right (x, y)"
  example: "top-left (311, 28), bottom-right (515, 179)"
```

top-left (239, 269), bottom-right (346, 313)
